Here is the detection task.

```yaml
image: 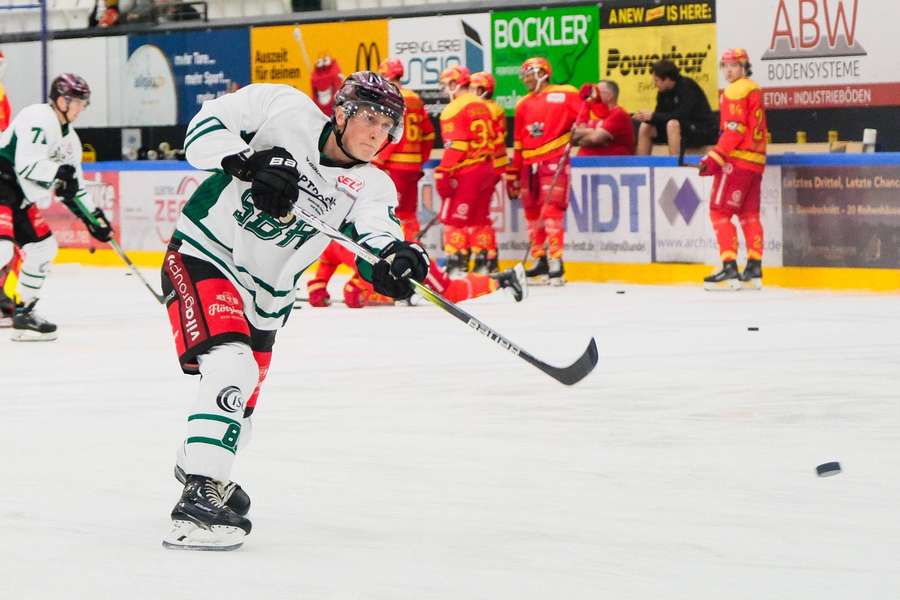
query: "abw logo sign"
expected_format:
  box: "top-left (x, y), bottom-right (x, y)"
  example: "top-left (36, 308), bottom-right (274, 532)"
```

top-left (763, 0), bottom-right (865, 60)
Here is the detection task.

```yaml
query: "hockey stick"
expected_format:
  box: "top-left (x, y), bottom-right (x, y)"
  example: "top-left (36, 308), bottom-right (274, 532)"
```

top-left (291, 204), bottom-right (598, 385)
top-left (71, 195), bottom-right (166, 304)
top-left (414, 212), bottom-right (440, 241)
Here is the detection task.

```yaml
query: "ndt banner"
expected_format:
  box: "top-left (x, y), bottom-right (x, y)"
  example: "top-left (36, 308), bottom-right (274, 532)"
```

top-left (251, 21), bottom-right (388, 114)
top-left (491, 5), bottom-right (600, 115)
top-left (600, 0), bottom-right (718, 112)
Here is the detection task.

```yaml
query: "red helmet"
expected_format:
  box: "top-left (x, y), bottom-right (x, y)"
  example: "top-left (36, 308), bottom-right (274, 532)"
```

top-left (469, 71), bottom-right (495, 98)
top-left (439, 65), bottom-right (470, 88)
top-left (334, 71), bottom-right (405, 142)
top-left (720, 48), bottom-right (750, 67)
top-left (520, 57), bottom-right (551, 80)
top-left (378, 58), bottom-right (404, 81)
top-left (50, 73), bottom-right (91, 104)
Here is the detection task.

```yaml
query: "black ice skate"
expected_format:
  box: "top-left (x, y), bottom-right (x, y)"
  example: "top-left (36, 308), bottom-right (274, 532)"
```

top-left (548, 258), bottom-right (566, 287)
top-left (174, 464), bottom-right (251, 517)
top-left (11, 299), bottom-right (58, 341)
top-left (445, 251), bottom-right (469, 278)
top-left (491, 263), bottom-right (528, 302)
top-left (472, 250), bottom-right (489, 274)
top-left (486, 256), bottom-right (499, 274)
top-left (163, 475), bottom-right (252, 551)
top-left (524, 255), bottom-right (549, 285)
top-left (703, 261), bottom-right (742, 291)
top-left (739, 259), bottom-right (763, 290)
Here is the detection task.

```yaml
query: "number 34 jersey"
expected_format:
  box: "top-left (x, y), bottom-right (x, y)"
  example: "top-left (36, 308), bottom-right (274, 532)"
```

top-left (176, 83), bottom-right (403, 330)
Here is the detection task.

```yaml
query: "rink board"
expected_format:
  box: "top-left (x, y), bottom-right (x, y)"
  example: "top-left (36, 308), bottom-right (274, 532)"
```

top-left (53, 154), bottom-right (900, 292)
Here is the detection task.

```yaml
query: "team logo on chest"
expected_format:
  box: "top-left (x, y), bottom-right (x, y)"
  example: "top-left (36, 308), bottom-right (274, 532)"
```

top-left (527, 122), bottom-right (545, 138)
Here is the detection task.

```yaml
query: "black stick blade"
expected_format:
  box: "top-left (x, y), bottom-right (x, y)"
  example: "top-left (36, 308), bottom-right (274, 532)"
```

top-left (524, 337), bottom-right (598, 386)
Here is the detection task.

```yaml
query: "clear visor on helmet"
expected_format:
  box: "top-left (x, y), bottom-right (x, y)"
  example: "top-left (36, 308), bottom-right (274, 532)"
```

top-left (343, 100), bottom-right (403, 141)
top-left (65, 93), bottom-right (91, 108)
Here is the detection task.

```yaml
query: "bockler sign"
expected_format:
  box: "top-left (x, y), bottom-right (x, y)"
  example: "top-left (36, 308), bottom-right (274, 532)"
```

top-left (491, 5), bottom-right (599, 115)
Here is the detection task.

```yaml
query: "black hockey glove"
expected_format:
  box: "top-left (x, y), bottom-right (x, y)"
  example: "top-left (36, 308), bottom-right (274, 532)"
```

top-left (54, 164), bottom-right (79, 202)
top-left (62, 194), bottom-right (113, 243)
top-left (371, 240), bottom-right (429, 300)
top-left (82, 207), bottom-right (113, 242)
top-left (222, 147), bottom-right (301, 218)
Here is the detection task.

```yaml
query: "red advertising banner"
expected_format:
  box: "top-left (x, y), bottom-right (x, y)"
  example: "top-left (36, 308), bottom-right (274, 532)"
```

top-left (42, 171), bottom-right (121, 249)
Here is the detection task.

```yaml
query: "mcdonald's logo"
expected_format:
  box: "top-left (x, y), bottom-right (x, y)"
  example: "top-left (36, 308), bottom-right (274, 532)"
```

top-left (356, 42), bottom-right (381, 71)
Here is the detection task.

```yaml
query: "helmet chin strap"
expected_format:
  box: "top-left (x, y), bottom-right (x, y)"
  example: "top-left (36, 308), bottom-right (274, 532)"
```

top-left (53, 97), bottom-right (75, 124)
top-left (331, 114), bottom-right (366, 166)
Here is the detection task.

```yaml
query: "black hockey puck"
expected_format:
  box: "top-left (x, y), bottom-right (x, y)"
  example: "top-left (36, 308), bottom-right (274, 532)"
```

top-left (816, 462), bottom-right (841, 477)
top-left (88, 247), bottom-right (96, 254)
top-left (616, 290), bottom-right (625, 294)
top-left (748, 326), bottom-right (759, 331)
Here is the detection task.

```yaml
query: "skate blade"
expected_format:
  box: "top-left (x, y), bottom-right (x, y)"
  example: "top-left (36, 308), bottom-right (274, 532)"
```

top-left (162, 519), bottom-right (245, 551)
top-left (527, 275), bottom-right (550, 286)
top-left (703, 280), bottom-right (742, 292)
top-left (549, 277), bottom-right (566, 287)
top-left (741, 278), bottom-right (763, 290)
top-left (11, 329), bottom-right (58, 341)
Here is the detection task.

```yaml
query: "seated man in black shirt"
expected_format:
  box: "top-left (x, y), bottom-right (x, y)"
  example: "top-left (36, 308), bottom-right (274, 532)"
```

top-left (633, 59), bottom-right (717, 157)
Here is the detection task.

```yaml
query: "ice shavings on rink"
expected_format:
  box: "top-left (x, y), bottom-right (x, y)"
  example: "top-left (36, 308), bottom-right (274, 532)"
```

top-left (2, 264), bottom-right (899, 599)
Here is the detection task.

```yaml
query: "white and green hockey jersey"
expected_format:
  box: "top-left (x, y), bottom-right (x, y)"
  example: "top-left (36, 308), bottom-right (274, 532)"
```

top-left (177, 83), bottom-right (404, 330)
top-left (0, 103), bottom-right (95, 211)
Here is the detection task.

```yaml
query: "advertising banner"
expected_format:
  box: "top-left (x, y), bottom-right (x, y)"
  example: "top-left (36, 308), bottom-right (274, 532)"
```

top-left (44, 171), bottom-right (121, 249)
top-left (600, 0), bottom-right (718, 112)
top-left (652, 167), bottom-right (783, 265)
top-left (387, 14), bottom-right (491, 116)
top-left (125, 29), bottom-right (250, 125)
top-left (491, 5), bottom-right (600, 114)
top-left (717, 0), bottom-right (900, 109)
top-left (251, 20), bottom-right (388, 113)
top-left (0, 37), bottom-right (128, 127)
top-left (782, 165), bottom-right (900, 267)
top-left (118, 170), bottom-right (213, 252)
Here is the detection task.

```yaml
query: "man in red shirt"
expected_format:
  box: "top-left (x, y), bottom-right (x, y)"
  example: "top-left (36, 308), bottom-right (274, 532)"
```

top-left (573, 80), bottom-right (634, 156)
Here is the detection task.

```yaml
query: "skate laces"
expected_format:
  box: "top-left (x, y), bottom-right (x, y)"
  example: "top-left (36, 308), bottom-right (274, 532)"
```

top-left (201, 479), bottom-right (228, 509)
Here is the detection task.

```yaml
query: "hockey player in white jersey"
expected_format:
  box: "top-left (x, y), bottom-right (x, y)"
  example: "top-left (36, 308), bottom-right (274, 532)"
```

top-left (0, 73), bottom-right (113, 340)
top-left (160, 72), bottom-right (429, 550)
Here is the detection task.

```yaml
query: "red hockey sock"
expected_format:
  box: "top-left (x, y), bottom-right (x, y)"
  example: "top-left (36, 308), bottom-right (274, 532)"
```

top-left (527, 218), bottom-right (546, 259)
top-left (443, 273), bottom-right (498, 303)
top-left (739, 216), bottom-right (764, 260)
top-left (544, 217), bottom-right (564, 259)
top-left (443, 226), bottom-right (467, 255)
top-left (711, 210), bottom-right (738, 261)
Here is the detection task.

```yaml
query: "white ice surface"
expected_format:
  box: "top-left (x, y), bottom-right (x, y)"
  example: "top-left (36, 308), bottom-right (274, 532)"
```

top-left (2, 265), bottom-right (899, 599)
